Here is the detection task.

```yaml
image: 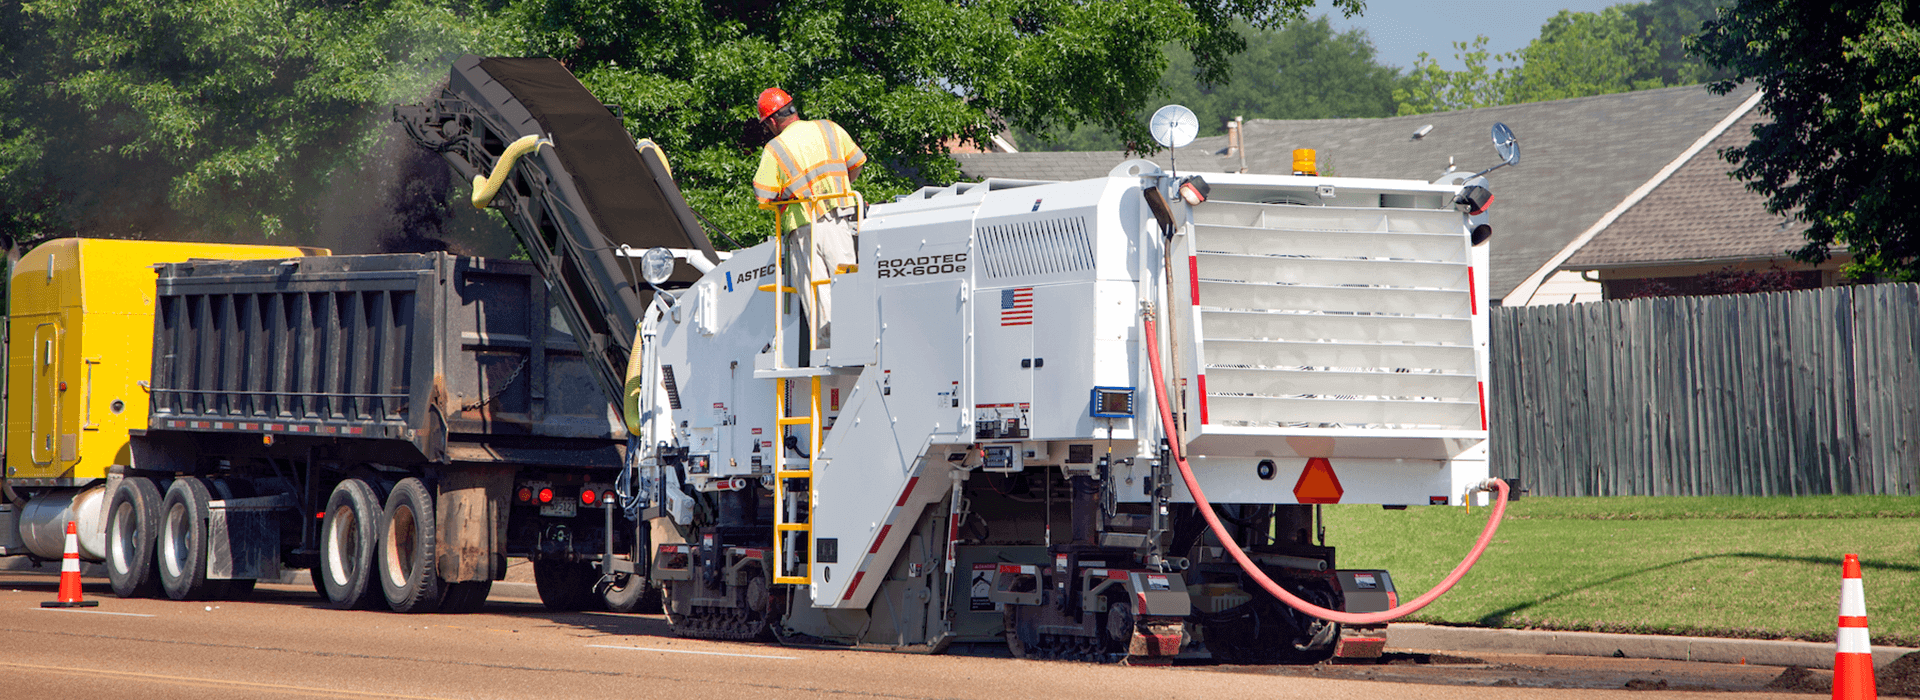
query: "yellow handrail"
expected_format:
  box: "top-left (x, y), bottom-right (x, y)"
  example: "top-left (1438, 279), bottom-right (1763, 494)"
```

top-left (758, 190), bottom-right (865, 361)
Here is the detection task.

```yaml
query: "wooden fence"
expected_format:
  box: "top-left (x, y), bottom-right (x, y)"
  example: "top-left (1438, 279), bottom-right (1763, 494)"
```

top-left (1489, 284), bottom-right (1920, 496)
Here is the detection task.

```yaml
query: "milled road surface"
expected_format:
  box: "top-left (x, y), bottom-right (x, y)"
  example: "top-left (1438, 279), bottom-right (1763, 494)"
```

top-left (0, 573), bottom-right (1807, 699)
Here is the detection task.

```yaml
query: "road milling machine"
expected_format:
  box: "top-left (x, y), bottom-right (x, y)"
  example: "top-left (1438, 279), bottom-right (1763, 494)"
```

top-left (627, 136), bottom-right (1520, 660)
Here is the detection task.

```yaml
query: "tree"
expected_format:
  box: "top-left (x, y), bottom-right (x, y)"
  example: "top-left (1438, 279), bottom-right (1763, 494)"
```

top-left (1393, 37), bottom-right (1516, 115)
top-left (1506, 7), bottom-right (1665, 104)
top-left (1690, 0), bottom-right (1920, 280)
top-left (1026, 16), bottom-right (1402, 151)
top-left (505, 0), bottom-right (1360, 243)
top-left (1394, 0), bottom-right (1733, 116)
top-left (1625, 0), bottom-right (1735, 85)
top-left (2, 0), bottom-right (1360, 249)
top-left (0, 0), bottom-right (503, 247)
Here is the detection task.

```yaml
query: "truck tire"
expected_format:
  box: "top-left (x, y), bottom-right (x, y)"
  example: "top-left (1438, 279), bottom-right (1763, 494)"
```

top-left (601, 530), bottom-right (660, 613)
top-left (158, 477), bottom-right (219, 601)
top-left (601, 570), bottom-right (657, 613)
top-left (107, 476), bottom-right (163, 599)
top-left (379, 478), bottom-right (443, 613)
top-left (319, 479), bottom-right (383, 610)
top-left (440, 580), bottom-right (493, 613)
top-left (532, 559), bottom-right (595, 611)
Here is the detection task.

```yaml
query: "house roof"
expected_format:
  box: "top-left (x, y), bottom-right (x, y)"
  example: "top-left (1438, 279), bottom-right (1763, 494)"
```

top-left (956, 84), bottom-right (1760, 302)
top-left (1561, 110), bottom-right (1804, 270)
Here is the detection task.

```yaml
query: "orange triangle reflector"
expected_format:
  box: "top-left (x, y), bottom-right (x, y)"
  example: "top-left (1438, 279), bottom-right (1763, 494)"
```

top-left (1293, 457), bottom-right (1344, 504)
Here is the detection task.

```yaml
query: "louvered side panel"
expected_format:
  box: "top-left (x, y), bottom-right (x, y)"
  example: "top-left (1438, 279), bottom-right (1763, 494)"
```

top-left (1185, 203), bottom-right (1481, 435)
top-left (976, 216), bottom-right (1093, 279)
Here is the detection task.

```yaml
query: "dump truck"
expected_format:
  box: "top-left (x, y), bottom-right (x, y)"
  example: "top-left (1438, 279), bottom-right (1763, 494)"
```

top-left (0, 55), bottom-right (716, 613)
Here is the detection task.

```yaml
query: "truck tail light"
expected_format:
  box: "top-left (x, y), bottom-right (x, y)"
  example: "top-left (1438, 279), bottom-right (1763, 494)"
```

top-left (517, 487), bottom-right (532, 503)
top-left (538, 488), bottom-right (553, 504)
top-left (580, 489), bottom-right (597, 505)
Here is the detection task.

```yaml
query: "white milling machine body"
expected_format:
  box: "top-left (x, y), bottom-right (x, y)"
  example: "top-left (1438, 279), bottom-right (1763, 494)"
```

top-left (635, 156), bottom-right (1496, 661)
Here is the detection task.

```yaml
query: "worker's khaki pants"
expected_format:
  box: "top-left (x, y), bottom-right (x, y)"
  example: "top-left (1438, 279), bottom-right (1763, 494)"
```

top-left (786, 209), bottom-right (856, 350)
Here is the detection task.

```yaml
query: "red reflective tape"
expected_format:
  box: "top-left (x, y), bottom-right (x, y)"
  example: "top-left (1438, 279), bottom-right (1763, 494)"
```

top-left (1839, 616), bottom-right (1871, 628)
top-left (1468, 267), bottom-right (1478, 314)
top-left (1197, 374), bottom-right (1210, 425)
top-left (895, 477), bottom-right (919, 507)
top-left (870, 525), bottom-right (892, 554)
top-left (1188, 256), bottom-right (1200, 304)
top-left (1478, 382), bottom-right (1488, 430)
top-left (841, 571), bottom-right (867, 601)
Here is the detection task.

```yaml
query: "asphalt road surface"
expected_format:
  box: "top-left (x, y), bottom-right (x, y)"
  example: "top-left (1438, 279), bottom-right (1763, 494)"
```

top-left (0, 573), bottom-right (1811, 699)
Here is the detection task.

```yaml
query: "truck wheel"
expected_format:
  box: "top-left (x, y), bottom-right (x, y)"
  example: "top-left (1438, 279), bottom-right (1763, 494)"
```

top-left (601, 571), bottom-right (656, 613)
top-left (440, 580), bottom-right (493, 613)
top-left (158, 477), bottom-right (218, 601)
top-left (319, 478), bottom-right (383, 610)
top-left (533, 559), bottom-right (595, 611)
top-left (601, 531), bottom-right (659, 614)
top-left (107, 476), bottom-right (163, 598)
top-left (379, 478), bottom-right (443, 613)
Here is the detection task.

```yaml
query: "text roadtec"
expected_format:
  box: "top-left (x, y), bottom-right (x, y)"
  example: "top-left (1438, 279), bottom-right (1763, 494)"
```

top-left (878, 254), bottom-right (967, 278)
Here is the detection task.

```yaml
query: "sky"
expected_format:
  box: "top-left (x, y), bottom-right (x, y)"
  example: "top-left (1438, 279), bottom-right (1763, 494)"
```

top-left (1323, 0), bottom-right (1628, 72)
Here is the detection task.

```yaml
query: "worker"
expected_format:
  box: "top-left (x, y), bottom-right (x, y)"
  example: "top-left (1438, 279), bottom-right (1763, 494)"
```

top-left (752, 87), bottom-right (865, 351)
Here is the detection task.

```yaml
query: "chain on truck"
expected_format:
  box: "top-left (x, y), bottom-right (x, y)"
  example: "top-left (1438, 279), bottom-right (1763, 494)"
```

top-left (0, 56), bottom-right (1522, 665)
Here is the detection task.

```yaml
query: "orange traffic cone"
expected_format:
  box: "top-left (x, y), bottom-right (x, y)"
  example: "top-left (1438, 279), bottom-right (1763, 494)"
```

top-left (41, 521), bottom-right (98, 608)
top-left (1834, 553), bottom-right (1875, 700)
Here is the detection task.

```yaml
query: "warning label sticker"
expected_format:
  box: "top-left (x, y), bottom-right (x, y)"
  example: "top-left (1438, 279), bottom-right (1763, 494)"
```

top-left (971, 563), bottom-right (997, 611)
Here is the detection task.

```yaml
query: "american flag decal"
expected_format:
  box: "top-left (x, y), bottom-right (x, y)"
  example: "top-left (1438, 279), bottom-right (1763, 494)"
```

top-left (1000, 287), bottom-right (1033, 326)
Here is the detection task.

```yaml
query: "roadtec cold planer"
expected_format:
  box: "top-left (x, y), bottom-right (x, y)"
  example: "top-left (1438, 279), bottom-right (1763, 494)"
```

top-left (628, 135), bottom-right (1515, 661)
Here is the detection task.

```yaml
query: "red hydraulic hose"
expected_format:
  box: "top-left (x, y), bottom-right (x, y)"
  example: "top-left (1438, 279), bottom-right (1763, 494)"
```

top-left (1141, 312), bottom-right (1510, 625)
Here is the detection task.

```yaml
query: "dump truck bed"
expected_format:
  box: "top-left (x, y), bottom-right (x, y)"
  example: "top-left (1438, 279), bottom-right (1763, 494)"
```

top-left (146, 253), bottom-right (622, 466)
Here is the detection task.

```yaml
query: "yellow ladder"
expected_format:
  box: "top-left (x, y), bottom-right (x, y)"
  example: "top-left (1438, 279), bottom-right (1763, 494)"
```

top-left (758, 190), bottom-right (863, 586)
top-left (771, 376), bottom-right (820, 584)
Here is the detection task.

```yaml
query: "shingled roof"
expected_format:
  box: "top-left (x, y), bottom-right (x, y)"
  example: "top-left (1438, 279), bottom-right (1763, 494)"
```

top-left (1562, 109), bottom-right (1802, 270)
top-left (956, 84), bottom-right (1760, 303)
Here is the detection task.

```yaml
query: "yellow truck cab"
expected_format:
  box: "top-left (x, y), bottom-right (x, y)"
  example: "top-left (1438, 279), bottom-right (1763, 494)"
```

top-left (2, 239), bottom-right (324, 558)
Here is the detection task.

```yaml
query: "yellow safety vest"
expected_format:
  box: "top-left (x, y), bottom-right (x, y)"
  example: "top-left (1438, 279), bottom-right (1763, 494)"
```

top-left (753, 120), bottom-right (866, 232)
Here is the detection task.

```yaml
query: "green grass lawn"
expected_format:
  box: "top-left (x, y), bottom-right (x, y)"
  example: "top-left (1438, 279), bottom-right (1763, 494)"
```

top-left (1323, 495), bottom-right (1920, 647)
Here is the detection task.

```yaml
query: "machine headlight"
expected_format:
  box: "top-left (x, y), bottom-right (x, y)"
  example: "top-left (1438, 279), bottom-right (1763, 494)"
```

top-left (640, 247), bottom-right (675, 286)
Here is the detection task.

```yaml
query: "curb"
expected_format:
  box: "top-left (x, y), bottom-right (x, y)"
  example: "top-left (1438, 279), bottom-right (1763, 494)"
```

top-left (1388, 623), bottom-right (1917, 670)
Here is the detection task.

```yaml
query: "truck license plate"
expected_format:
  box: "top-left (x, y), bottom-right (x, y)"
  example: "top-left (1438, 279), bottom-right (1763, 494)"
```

top-left (541, 497), bottom-right (577, 517)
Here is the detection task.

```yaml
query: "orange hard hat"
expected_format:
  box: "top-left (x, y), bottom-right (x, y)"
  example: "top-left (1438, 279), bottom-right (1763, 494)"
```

top-left (757, 87), bottom-right (793, 120)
